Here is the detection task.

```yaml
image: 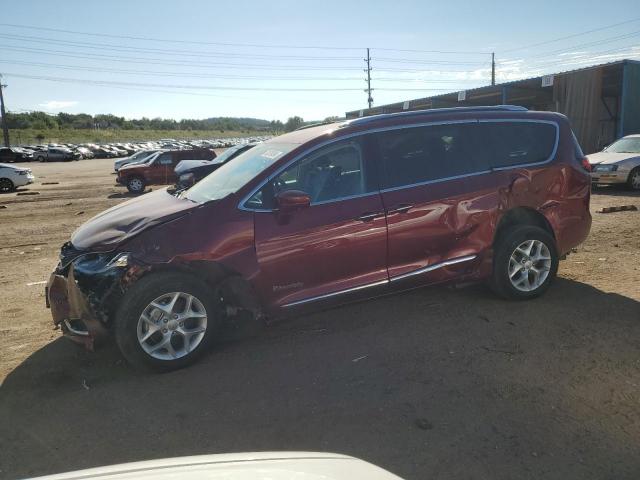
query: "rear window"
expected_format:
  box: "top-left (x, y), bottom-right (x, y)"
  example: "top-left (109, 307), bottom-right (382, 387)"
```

top-left (479, 121), bottom-right (557, 169)
top-left (376, 123), bottom-right (484, 189)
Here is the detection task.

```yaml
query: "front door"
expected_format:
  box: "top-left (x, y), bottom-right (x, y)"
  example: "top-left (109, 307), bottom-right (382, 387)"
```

top-left (376, 121), bottom-right (495, 283)
top-left (153, 152), bottom-right (174, 184)
top-left (251, 136), bottom-right (388, 308)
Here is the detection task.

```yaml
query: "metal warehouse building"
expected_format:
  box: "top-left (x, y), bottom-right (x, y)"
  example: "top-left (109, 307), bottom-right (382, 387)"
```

top-left (345, 59), bottom-right (640, 154)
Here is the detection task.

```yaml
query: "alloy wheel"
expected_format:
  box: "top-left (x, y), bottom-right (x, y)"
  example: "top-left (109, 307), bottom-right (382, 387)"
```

top-left (508, 239), bottom-right (552, 292)
top-left (0, 179), bottom-right (13, 193)
top-left (129, 178), bottom-right (143, 192)
top-left (136, 292), bottom-right (208, 360)
top-left (631, 170), bottom-right (640, 190)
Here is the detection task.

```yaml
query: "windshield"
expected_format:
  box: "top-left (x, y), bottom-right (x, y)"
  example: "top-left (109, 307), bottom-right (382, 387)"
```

top-left (604, 137), bottom-right (640, 153)
top-left (185, 143), bottom-right (297, 203)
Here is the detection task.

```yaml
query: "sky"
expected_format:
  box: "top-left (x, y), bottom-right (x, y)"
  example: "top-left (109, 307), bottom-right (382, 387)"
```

top-left (1, 0), bottom-right (639, 122)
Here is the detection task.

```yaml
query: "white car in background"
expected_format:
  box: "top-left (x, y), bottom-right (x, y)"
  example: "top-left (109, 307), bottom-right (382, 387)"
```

top-left (28, 452), bottom-right (403, 480)
top-left (588, 134), bottom-right (640, 190)
top-left (114, 149), bottom-right (160, 171)
top-left (0, 163), bottom-right (35, 193)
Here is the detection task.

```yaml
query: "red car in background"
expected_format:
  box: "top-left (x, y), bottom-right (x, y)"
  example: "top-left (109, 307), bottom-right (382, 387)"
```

top-left (117, 148), bottom-right (216, 193)
top-left (47, 106), bottom-right (591, 371)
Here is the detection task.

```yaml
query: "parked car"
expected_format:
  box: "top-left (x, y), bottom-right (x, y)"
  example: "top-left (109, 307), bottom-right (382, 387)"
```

top-left (588, 134), bottom-right (640, 190)
top-left (91, 147), bottom-right (118, 159)
top-left (0, 163), bottom-right (35, 192)
top-left (0, 147), bottom-right (34, 162)
top-left (175, 143), bottom-right (257, 188)
top-left (116, 148), bottom-right (216, 193)
top-left (28, 452), bottom-right (401, 480)
top-left (35, 147), bottom-right (77, 162)
top-left (46, 106), bottom-right (592, 371)
top-left (74, 146), bottom-right (95, 159)
top-left (114, 149), bottom-right (160, 172)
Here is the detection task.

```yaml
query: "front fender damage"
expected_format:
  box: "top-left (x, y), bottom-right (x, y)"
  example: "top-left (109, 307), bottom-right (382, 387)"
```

top-left (47, 254), bottom-right (149, 349)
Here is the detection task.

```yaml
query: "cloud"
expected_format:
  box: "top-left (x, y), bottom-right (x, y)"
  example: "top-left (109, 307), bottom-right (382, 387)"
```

top-left (39, 100), bottom-right (78, 109)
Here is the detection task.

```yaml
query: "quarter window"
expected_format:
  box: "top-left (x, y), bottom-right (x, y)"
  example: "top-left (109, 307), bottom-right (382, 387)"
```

top-left (376, 123), bottom-right (483, 189)
top-left (479, 121), bottom-right (557, 168)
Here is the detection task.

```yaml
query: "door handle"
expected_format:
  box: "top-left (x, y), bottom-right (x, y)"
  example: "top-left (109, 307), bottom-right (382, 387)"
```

top-left (386, 204), bottom-right (413, 215)
top-left (356, 212), bottom-right (382, 222)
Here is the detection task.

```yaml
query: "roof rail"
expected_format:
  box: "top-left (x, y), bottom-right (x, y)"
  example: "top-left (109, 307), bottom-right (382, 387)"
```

top-left (294, 119), bottom-right (344, 131)
top-left (342, 105), bottom-right (528, 127)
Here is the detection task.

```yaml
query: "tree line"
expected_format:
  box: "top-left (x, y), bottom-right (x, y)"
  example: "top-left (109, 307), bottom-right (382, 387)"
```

top-left (3, 111), bottom-right (324, 133)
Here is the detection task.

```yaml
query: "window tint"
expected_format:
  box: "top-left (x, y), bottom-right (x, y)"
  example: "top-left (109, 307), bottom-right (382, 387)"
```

top-left (479, 121), bottom-right (557, 169)
top-left (247, 138), bottom-right (371, 209)
top-left (157, 153), bottom-right (173, 165)
top-left (376, 123), bottom-right (482, 189)
top-left (274, 139), bottom-right (368, 205)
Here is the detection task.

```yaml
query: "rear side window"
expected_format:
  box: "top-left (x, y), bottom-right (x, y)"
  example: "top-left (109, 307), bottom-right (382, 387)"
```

top-left (479, 121), bottom-right (557, 169)
top-left (376, 123), bottom-right (484, 189)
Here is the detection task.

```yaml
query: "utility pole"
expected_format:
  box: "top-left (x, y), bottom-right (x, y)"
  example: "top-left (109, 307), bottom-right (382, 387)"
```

top-left (364, 48), bottom-right (373, 109)
top-left (491, 52), bottom-right (496, 86)
top-left (0, 74), bottom-right (10, 148)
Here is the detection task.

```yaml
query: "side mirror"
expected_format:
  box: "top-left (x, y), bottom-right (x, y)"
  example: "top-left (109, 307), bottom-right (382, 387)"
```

top-left (275, 189), bottom-right (311, 213)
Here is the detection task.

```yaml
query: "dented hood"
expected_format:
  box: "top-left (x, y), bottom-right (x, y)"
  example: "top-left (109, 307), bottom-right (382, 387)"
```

top-left (71, 189), bottom-right (197, 251)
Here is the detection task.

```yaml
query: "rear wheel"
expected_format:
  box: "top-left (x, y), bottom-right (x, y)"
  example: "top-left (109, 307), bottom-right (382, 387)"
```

top-left (0, 178), bottom-right (15, 193)
top-left (491, 225), bottom-right (558, 300)
top-left (126, 176), bottom-right (146, 194)
top-left (115, 272), bottom-right (220, 371)
top-left (37, 155), bottom-right (46, 162)
top-left (627, 167), bottom-right (640, 191)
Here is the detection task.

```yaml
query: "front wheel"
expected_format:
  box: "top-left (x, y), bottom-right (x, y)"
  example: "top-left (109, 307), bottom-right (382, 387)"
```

top-left (126, 176), bottom-right (146, 194)
top-left (115, 272), bottom-right (220, 371)
top-left (491, 225), bottom-right (559, 300)
top-left (627, 167), bottom-right (640, 191)
top-left (0, 178), bottom-right (15, 193)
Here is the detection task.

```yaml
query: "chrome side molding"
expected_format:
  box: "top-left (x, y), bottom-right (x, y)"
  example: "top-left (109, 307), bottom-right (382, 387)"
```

top-left (282, 254), bottom-right (477, 308)
top-left (389, 255), bottom-right (477, 283)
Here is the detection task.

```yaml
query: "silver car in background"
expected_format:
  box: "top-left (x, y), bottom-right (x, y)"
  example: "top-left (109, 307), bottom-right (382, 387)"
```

top-left (114, 149), bottom-right (160, 171)
top-left (588, 134), bottom-right (640, 190)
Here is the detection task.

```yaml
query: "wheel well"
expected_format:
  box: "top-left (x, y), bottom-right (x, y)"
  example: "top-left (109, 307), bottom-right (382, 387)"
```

top-left (130, 261), bottom-right (263, 318)
top-left (494, 207), bottom-right (555, 246)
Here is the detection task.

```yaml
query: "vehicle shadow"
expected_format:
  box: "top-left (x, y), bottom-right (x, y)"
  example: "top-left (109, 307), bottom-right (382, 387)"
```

top-left (107, 190), bottom-right (150, 199)
top-left (2, 279), bottom-right (640, 480)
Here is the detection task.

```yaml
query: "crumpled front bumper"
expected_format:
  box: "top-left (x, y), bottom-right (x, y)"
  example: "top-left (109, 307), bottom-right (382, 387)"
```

top-left (46, 266), bottom-right (109, 350)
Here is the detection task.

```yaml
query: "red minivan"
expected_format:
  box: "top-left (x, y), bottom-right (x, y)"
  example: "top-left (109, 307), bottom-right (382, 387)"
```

top-left (117, 148), bottom-right (216, 193)
top-left (47, 106), bottom-right (591, 370)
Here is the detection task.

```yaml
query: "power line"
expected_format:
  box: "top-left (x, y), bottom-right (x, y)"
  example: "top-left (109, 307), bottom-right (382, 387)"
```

top-left (0, 32), bottom-right (363, 61)
top-left (501, 16), bottom-right (640, 53)
top-left (1, 45), bottom-right (365, 70)
top-left (1, 72), bottom-right (366, 91)
top-left (0, 60), bottom-right (367, 81)
top-left (0, 23), bottom-right (492, 54)
top-left (509, 29), bottom-right (640, 61)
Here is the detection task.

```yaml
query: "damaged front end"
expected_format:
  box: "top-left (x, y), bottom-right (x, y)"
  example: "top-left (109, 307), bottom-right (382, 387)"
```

top-left (46, 242), bottom-right (148, 349)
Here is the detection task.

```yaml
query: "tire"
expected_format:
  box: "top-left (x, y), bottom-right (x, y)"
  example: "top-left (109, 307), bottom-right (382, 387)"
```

top-left (491, 225), bottom-right (559, 300)
top-left (0, 178), bottom-right (15, 193)
top-left (37, 155), bottom-right (46, 162)
top-left (126, 176), bottom-right (146, 194)
top-left (627, 167), bottom-right (640, 191)
top-left (115, 272), bottom-right (221, 372)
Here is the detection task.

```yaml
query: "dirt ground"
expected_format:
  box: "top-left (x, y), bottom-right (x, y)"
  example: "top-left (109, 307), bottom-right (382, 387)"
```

top-left (1, 158), bottom-right (639, 480)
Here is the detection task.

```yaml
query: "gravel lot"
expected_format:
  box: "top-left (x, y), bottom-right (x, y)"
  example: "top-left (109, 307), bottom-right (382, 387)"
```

top-left (1, 158), bottom-right (639, 480)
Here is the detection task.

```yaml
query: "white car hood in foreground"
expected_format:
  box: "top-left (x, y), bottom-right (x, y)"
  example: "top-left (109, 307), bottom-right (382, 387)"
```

top-left (587, 151), bottom-right (640, 165)
top-left (27, 452), bottom-right (404, 480)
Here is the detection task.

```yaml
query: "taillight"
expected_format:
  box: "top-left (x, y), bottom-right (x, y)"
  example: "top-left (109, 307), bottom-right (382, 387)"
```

top-left (580, 157), bottom-right (591, 172)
